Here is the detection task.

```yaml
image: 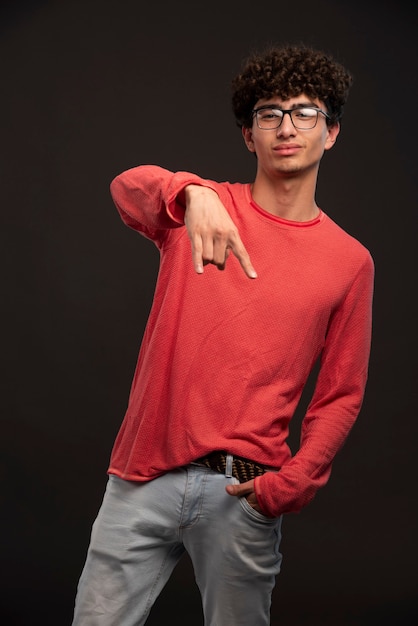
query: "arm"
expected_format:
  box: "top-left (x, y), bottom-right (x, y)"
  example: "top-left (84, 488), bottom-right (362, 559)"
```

top-left (110, 165), bottom-right (256, 278)
top-left (227, 253), bottom-right (375, 517)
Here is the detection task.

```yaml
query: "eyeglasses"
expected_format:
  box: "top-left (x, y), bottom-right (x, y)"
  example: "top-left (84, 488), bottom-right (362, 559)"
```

top-left (252, 105), bottom-right (330, 130)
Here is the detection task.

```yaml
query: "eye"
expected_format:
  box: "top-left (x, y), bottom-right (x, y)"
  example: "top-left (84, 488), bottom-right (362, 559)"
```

top-left (294, 107), bottom-right (317, 119)
top-left (259, 109), bottom-right (281, 120)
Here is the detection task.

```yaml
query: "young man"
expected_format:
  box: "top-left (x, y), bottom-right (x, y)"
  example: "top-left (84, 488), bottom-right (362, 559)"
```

top-left (72, 44), bottom-right (374, 625)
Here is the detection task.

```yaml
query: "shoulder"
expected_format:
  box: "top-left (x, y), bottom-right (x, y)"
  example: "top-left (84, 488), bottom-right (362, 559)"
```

top-left (321, 213), bottom-right (374, 265)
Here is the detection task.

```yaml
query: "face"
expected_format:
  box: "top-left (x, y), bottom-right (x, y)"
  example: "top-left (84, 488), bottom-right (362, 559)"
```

top-left (242, 95), bottom-right (340, 179)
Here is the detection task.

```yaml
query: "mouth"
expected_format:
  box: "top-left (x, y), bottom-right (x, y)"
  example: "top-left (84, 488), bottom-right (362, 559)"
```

top-left (273, 144), bottom-right (301, 156)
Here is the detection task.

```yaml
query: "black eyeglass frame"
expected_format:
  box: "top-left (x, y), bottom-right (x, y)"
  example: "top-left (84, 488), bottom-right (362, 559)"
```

top-left (252, 105), bottom-right (331, 130)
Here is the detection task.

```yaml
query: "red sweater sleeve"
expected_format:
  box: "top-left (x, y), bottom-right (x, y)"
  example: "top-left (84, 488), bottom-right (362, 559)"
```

top-left (109, 165), bottom-right (219, 247)
top-left (254, 253), bottom-right (374, 517)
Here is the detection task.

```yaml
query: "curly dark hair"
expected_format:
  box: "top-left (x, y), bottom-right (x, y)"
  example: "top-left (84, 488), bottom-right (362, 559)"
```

top-left (231, 43), bottom-right (353, 128)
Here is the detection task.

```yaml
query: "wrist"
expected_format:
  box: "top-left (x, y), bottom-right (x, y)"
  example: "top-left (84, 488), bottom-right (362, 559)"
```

top-left (184, 184), bottom-right (218, 204)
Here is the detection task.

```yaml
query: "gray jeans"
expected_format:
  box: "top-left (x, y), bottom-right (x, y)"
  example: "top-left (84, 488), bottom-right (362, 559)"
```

top-left (72, 463), bottom-right (283, 626)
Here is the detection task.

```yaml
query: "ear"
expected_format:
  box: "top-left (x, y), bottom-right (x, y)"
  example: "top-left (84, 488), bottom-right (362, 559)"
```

top-left (324, 122), bottom-right (341, 151)
top-left (242, 126), bottom-right (256, 153)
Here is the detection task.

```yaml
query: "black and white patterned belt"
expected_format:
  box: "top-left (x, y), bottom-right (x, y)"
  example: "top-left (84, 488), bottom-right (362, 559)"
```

top-left (194, 451), bottom-right (279, 483)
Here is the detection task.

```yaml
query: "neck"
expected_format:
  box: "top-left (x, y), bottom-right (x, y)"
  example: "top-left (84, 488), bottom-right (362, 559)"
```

top-left (251, 170), bottom-right (320, 221)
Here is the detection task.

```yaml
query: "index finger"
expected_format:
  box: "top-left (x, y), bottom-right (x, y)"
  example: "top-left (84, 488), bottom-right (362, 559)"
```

top-left (229, 237), bottom-right (258, 279)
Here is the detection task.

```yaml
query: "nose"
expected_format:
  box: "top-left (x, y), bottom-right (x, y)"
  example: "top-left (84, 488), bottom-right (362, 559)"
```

top-left (277, 111), bottom-right (296, 136)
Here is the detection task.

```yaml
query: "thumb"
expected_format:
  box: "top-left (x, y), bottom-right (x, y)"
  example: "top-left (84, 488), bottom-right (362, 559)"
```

top-left (225, 479), bottom-right (254, 497)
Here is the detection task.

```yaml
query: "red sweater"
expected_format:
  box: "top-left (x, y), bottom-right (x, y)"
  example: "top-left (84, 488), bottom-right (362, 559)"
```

top-left (108, 165), bottom-right (374, 517)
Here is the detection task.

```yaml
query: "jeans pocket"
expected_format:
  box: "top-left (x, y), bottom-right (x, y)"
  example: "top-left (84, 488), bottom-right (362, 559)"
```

top-left (239, 494), bottom-right (279, 525)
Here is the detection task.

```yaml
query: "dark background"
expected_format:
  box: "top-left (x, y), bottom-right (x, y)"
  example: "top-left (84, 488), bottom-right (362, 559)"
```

top-left (2, 1), bottom-right (417, 624)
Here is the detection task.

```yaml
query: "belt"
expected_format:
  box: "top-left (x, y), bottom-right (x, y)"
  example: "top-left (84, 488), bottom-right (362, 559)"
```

top-left (195, 451), bottom-right (278, 483)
